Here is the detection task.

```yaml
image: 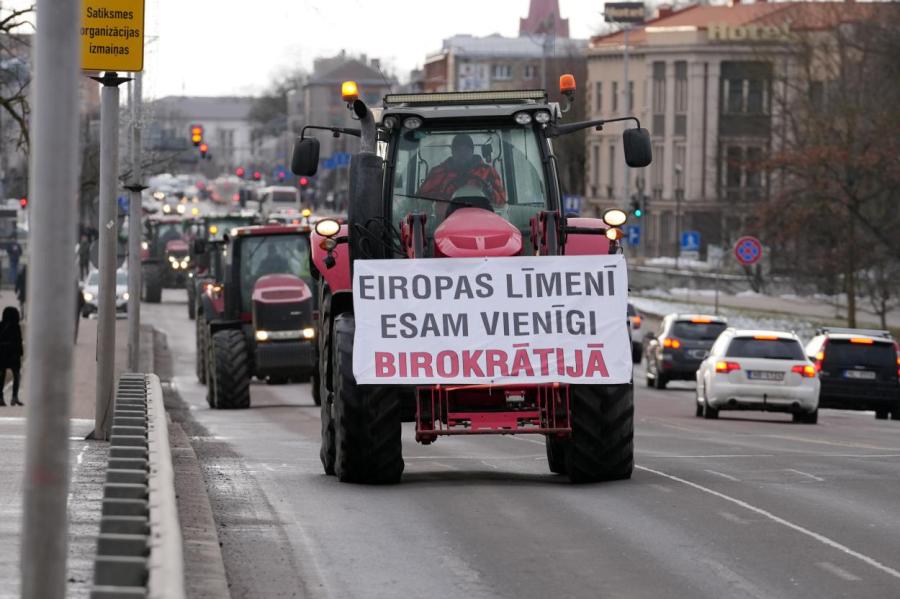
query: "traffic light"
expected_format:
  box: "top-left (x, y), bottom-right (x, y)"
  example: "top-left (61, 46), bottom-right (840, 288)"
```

top-left (252, 171), bottom-right (261, 181)
top-left (199, 142), bottom-right (209, 159)
top-left (235, 166), bottom-right (245, 178)
top-left (277, 170), bottom-right (286, 182)
top-left (629, 195), bottom-right (643, 218)
top-left (190, 124), bottom-right (204, 147)
top-left (299, 176), bottom-right (309, 187)
top-left (19, 197), bottom-right (27, 210)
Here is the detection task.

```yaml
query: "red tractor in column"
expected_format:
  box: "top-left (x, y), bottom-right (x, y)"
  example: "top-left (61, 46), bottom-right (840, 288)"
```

top-left (197, 225), bottom-right (319, 409)
top-left (293, 77), bottom-right (651, 484)
top-left (141, 215), bottom-right (191, 303)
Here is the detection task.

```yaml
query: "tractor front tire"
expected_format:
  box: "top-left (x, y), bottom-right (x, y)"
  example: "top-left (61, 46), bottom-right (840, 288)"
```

top-left (143, 265), bottom-right (162, 303)
top-left (545, 435), bottom-right (569, 475)
top-left (332, 314), bottom-right (403, 484)
top-left (195, 315), bottom-right (207, 385)
top-left (210, 329), bottom-right (251, 410)
top-left (566, 383), bottom-right (634, 483)
top-left (187, 287), bottom-right (196, 320)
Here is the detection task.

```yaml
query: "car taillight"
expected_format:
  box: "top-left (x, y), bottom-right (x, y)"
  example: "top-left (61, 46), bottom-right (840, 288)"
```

top-left (631, 315), bottom-right (642, 329)
top-left (895, 342), bottom-right (900, 378)
top-left (791, 364), bottom-right (816, 378)
top-left (715, 361), bottom-right (740, 373)
top-left (663, 338), bottom-right (681, 349)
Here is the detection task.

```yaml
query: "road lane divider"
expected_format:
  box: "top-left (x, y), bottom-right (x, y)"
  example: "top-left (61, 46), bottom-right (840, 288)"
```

top-left (636, 465), bottom-right (900, 581)
top-left (90, 373), bottom-right (187, 599)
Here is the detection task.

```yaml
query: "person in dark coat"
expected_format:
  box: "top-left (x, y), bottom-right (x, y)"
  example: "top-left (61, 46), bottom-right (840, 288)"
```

top-left (0, 306), bottom-right (23, 406)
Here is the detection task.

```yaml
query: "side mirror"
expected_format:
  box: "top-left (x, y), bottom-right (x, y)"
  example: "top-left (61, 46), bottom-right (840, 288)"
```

top-left (291, 137), bottom-right (320, 176)
top-left (623, 128), bottom-right (652, 168)
top-left (192, 238), bottom-right (206, 255)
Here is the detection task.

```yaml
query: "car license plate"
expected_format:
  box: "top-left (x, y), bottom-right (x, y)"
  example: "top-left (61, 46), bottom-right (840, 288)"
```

top-left (748, 370), bottom-right (784, 381)
top-left (689, 349), bottom-right (708, 360)
top-left (844, 370), bottom-right (876, 380)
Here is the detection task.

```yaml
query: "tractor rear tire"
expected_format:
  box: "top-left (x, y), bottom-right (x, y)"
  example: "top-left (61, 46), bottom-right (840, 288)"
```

top-left (143, 265), bottom-right (162, 303)
top-left (545, 435), bottom-right (569, 475)
top-left (565, 383), bottom-right (634, 483)
top-left (320, 385), bottom-right (336, 476)
top-left (315, 290), bottom-right (333, 408)
top-left (187, 287), bottom-right (196, 320)
top-left (210, 329), bottom-right (251, 410)
top-left (195, 315), bottom-right (207, 385)
top-left (332, 314), bottom-right (403, 484)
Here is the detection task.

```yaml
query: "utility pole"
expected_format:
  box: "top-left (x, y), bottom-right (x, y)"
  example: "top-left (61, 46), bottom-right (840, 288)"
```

top-left (126, 72), bottom-right (145, 371)
top-left (623, 25), bottom-right (630, 211)
top-left (21, 0), bottom-right (81, 596)
top-left (93, 71), bottom-right (130, 440)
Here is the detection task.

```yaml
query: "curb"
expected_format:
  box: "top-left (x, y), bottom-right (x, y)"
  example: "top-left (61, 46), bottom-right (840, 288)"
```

top-left (90, 373), bottom-right (186, 599)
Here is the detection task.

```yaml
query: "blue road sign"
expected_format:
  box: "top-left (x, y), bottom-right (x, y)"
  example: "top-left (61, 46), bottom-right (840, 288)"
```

top-left (117, 195), bottom-right (129, 213)
top-left (681, 230), bottom-right (701, 252)
top-left (322, 157), bottom-right (337, 170)
top-left (562, 194), bottom-right (582, 214)
top-left (624, 224), bottom-right (641, 246)
top-left (334, 152), bottom-right (351, 167)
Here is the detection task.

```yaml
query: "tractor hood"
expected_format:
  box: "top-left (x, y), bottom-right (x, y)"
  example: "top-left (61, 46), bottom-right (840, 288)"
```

top-left (433, 208), bottom-right (522, 257)
top-left (251, 274), bottom-right (314, 333)
top-left (165, 239), bottom-right (189, 255)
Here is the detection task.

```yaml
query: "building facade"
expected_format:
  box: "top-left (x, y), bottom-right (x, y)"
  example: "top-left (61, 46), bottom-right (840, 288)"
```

top-left (585, 1), bottom-right (880, 257)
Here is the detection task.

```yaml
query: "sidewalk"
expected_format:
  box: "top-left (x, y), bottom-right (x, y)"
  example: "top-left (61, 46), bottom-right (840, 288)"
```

top-left (636, 288), bottom-right (900, 331)
top-left (0, 292), bottom-right (133, 598)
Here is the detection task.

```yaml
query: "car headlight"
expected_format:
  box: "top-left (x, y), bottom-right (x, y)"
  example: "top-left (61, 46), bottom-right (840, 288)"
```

top-left (141, 241), bottom-right (149, 251)
top-left (83, 292), bottom-right (94, 301)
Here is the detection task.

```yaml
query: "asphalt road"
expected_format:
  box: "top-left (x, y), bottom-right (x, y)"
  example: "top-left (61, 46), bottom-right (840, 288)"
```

top-left (146, 290), bottom-right (900, 599)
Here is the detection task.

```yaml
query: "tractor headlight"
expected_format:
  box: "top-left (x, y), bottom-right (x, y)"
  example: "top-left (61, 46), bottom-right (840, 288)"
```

top-left (83, 292), bottom-right (94, 302)
top-left (141, 241), bottom-right (148, 251)
top-left (256, 330), bottom-right (270, 342)
top-left (176, 204), bottom-right (186, 214)
top-left (534, 110), bottom-right (551, 124)
top-left (162, 204), bottom-right (172, 214)
top-left (602, 208), bottom-right (628, 227)
top-left (180, 260), bottom-right (189, 269)
top-left (514, 111), bottom-right (533, 126)
top-left (122, 292), bottom-right (130, 301)
top-left (302, 327), bottom-right (315, 339)
top-left (403, 116), bottom-right (423, 130)
top-left (315, 218), bottom-right (340, 238)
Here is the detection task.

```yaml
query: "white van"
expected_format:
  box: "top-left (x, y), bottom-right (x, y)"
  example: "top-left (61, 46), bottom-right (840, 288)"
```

top-left (258, 186), bottom-right (300, 218)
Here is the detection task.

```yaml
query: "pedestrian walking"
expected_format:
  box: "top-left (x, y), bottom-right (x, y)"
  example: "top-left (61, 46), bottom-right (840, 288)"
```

top-left (78, 234), bottom-right (92, 280)
top-left (0, 306), bottom-right (23, 406)
top-left (6, 241), bottom-right (21, 287)
top-left (15, 262), bottom-right (26, 316)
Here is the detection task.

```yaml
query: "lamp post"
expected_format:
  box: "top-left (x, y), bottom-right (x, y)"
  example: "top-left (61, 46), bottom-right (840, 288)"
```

top-left (674, 163), bottom-right (683, 270)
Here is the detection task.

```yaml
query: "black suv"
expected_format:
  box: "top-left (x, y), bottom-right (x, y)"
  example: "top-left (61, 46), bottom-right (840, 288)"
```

top-left (804, 328), bottom-right (900, 420)
top-left (645, 314), bottom-right (728, 389)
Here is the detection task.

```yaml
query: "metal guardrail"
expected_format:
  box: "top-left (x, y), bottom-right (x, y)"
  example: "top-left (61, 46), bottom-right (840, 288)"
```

top-left (90, 373), bottom-right (186, 599)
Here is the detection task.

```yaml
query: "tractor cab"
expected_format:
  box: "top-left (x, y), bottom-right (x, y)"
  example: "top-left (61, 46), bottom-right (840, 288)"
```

top-left (141, 215), bottom-right (189, 303)
top-left (198, 224), bottom-right (319, 409)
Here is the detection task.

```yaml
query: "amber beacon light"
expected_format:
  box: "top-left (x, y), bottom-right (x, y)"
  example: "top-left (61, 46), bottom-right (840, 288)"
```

top-left (341, 80), bottom-right (359, 103)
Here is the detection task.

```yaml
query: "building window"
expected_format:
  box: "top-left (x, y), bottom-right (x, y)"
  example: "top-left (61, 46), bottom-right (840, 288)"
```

top-left (608, 142), bottom-right (616, 198)
top-left (651, 143), bottom-right (665, 198)
top-left (612, 81), bottom-right (618, 112)
top-left (674, 61), bottom-right (687, 136)
top-left (524, 64), bottom-right (538, 80)
top-left (721, 144), bottom-right (765, 201)
top-left (721, 62), bottom-right (770, 115)
top-left (652, 61), bottom-right (666, 135)
top-left (595, 82), bottom-right (603, 113)
top-left (492, 64), bottom-right (512, 80)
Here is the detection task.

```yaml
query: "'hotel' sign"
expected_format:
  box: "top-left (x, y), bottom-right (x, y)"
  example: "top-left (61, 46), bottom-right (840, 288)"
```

top-left (707, 22), bottom-right (791, 42)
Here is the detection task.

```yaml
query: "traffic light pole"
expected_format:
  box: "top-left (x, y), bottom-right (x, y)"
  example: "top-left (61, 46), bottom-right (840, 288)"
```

top-left (126, 72), bottom-right (145, 372)
top-left (20, 1), bottom-right (81, 596)
top-left (93, 71), bottom-right (130, 441)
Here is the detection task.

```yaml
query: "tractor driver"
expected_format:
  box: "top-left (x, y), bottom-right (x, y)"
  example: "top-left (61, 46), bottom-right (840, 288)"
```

top-left (418, 134), bottom-right (507, 209)
top-left (256, 243), bottom-right (291, 277)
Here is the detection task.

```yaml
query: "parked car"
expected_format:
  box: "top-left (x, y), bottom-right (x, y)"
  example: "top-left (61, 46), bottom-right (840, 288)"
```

top-left (804, 328), bottom-right (900, 420)
top-left (695, 329), bottom-right (819, 423)
top-left (628, 303), bottom-right (643, 364)
top-left (644, 314), bottom-right (728, 389)
top-left (81, 269), bottom-right (129, 317)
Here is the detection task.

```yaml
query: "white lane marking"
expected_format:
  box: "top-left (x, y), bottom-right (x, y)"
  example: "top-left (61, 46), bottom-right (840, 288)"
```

top-left (704, 469), bottom-right (740, 482)
top-left (718, 511), bottom-right (750, 525)
top-left (786, 468), bottom-right (825, 482)
top-left (640, 453), bottom-right (775, 459)
top-left (757, 434), bottom-right (900, 452)
top-left (699, 558), bottom-right (772, 599)
top-left (637, 465), bottom-right (900, 581)
top-left (817, 561), bottom-right (861, 582)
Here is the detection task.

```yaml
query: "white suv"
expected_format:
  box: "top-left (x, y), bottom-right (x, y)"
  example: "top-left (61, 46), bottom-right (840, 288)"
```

top-left (695, 329), bottom-right (820, 423)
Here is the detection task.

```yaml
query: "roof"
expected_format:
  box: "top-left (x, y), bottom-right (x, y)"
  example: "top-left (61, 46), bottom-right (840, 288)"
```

top-left (520, 0), bottom-right (570, 38)
top-left (233, 225), bottom-right (310, 237)
top-left (148, 96), bottom-right (255, 121)
top-left (591, 2), bottom-right (886, 48)
top-left (668, 314), bottom-right (728, 323)
top-left (308, 59), bottom-right (393, 86)
top-left (730, 329), bottom-right (798, 340)
top-left (430, 34), bottom-right (587, 61)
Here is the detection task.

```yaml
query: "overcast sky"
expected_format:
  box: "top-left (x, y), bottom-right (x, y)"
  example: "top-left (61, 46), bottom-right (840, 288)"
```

top-left (20, 0), bottom-right (608, 99)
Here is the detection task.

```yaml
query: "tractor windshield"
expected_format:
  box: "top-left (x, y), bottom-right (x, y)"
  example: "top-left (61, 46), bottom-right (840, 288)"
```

top-left (238, 234), bottom-right (311, 312)
top-left (391, 125), bottom-right (549, 246)
top-left (155, 223), bottom-right (183, 246)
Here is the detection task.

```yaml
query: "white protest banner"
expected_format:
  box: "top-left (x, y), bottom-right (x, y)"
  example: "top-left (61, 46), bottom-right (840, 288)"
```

top-left (352, 255), bottom-right (631, 385)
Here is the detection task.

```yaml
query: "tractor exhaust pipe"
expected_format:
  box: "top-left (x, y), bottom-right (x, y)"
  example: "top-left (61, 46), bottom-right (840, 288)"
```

top-left (352, 99), bottom-right (377, 154)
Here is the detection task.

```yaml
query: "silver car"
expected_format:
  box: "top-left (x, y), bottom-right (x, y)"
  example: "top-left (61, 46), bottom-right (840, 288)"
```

top-left (82, 269), bottom-right (129, 317)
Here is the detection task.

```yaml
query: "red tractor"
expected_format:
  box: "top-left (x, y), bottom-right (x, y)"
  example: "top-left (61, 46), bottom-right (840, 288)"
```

top-left (293, 77), bottom-right (652, 484)
top-left (197, 225), bottom-right (318, 409)
top-left (141, 215), bottom-right (191, 303)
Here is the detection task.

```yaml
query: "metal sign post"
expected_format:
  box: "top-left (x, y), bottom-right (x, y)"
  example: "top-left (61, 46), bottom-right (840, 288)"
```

top-left (126, 72), bottom-right (145, 372)
top-left (20, 0), bottom-right (82, 597)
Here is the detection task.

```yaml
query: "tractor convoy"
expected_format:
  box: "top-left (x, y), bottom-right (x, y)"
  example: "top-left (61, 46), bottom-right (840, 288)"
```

top-left (291, 76), bottom-right (652, 484)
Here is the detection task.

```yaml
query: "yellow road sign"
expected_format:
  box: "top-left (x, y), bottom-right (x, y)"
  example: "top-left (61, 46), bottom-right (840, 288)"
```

top-left (81, 0), bottom-right (145, 72)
